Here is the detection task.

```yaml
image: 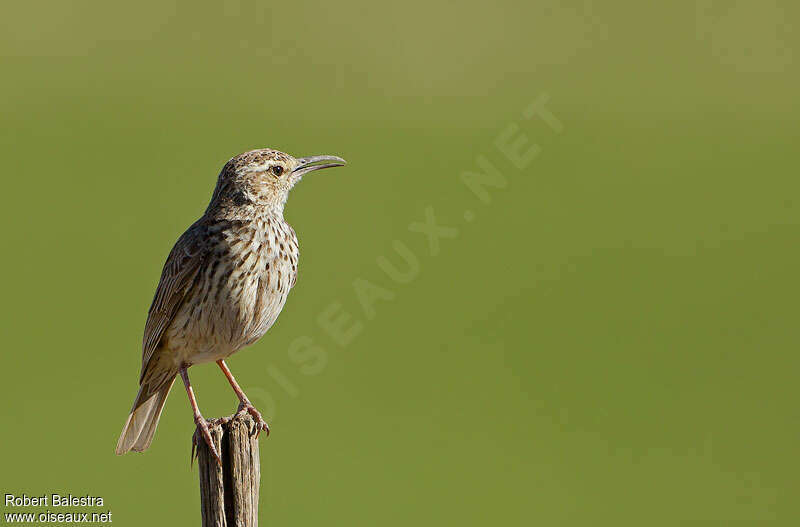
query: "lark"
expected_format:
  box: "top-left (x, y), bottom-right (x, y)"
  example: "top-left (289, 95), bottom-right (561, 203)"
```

top-left (116, 148), bottom-right (346, 463)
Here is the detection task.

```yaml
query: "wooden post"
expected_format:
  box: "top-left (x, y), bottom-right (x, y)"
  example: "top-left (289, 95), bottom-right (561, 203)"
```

top-left (196, 414), bottom-right (261, 527)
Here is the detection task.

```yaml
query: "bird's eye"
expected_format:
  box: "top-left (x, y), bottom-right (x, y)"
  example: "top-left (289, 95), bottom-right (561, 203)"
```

top-left (271, 165), bottom-right (284, 177)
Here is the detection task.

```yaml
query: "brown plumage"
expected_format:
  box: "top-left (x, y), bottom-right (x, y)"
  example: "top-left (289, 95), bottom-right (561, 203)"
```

top-left (116, 148), bottom-right (346, 462)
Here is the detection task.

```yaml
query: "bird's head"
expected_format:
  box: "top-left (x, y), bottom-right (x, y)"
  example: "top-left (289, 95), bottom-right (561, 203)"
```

top-left (207, 148), bottom-right (346, 215)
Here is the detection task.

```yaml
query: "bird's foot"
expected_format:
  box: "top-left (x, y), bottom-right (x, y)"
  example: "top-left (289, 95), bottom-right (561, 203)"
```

top-left (237, 403), bottom-right (270, 438)
top-left (191, 417), bottom-right (222, 466)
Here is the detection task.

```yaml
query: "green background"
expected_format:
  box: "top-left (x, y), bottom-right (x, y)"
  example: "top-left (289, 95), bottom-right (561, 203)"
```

top-left (1, 1), bottom-right (798, 525)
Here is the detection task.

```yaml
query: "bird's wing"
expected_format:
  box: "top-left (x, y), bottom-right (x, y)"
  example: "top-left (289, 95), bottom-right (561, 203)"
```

top-left (140, 221), bottom-right (209, 382)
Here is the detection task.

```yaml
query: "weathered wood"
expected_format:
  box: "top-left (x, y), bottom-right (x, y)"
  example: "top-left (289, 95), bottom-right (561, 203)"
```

top-left (196, 414), bottom-right (261, 527)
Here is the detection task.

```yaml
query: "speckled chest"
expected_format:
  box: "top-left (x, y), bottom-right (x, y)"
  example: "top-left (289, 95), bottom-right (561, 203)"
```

top-left (166, 214), bottom-right (299, 362)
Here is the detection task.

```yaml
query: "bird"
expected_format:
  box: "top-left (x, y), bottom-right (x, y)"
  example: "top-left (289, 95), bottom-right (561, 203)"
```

top-left (115, 148), bottom-right (346, 463)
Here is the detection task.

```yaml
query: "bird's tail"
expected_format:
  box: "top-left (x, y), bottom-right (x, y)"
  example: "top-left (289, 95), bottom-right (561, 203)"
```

top-left (115, 374), bottom-right (176, 455)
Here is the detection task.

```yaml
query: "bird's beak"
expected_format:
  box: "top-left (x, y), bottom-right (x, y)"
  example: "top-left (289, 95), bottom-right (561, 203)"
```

top-left (292, 155), bottom-right (347, 178)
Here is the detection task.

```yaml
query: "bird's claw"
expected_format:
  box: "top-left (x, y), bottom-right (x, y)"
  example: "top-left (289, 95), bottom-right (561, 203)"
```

top-left (238, 403), bottom-right (270, 438)
top-left (192, 417), bottom-right (222, 466)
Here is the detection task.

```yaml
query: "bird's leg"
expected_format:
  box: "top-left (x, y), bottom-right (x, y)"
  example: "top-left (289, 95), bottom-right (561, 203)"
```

top-left (216, 360), bottom-right (270, 438)
top-left (179, 366), bottom-right (222, 465)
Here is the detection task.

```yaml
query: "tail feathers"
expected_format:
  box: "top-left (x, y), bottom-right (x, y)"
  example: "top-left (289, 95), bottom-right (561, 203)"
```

top-left (116, 376), bottom-right (176, 455)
